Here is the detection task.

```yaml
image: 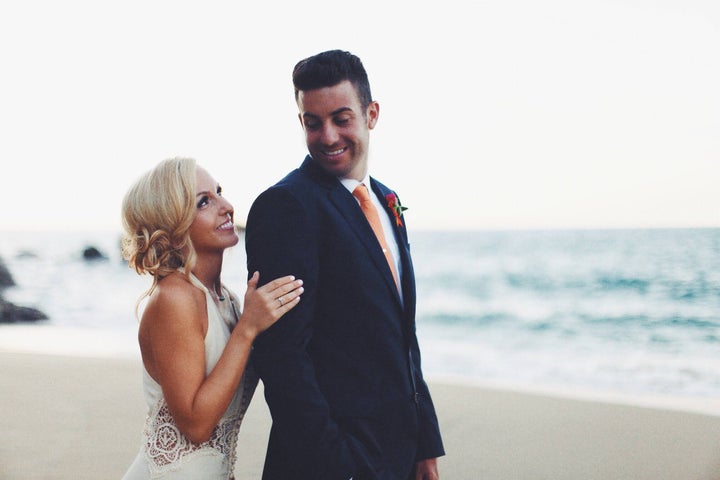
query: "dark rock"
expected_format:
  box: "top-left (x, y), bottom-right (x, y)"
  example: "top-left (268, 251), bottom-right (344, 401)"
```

top-left (0, 256), bottom-right (48, 322)
top-left (82, 246), bottom-right (107, 261)
top-left (0, 299), bottom-right (48, 323)
top-left (0, 257), bottom-right (15, 288)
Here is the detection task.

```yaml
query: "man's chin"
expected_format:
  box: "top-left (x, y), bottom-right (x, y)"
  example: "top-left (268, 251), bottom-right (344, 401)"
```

top-left (313, 158), bottom-right (351, 178)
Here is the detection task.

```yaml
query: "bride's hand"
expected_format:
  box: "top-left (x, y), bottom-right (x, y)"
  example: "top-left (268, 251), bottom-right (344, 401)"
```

top-left (236, 271), bottom-right (303, 339)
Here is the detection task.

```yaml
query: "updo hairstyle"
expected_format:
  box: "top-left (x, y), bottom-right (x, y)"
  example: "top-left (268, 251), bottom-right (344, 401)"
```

top-left (121, 157), bottom-right (198, 296)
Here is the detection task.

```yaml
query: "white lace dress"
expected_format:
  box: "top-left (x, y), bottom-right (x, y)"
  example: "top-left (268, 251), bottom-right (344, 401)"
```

top-left (122, 274), bottom-right (258, 480)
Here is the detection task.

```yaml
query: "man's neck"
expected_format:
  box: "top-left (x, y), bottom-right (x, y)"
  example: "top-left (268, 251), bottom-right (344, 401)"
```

top-left (339, 163), bottom-right (368, 182)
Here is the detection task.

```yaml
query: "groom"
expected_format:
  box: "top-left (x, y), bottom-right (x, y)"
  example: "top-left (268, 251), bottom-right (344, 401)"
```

top-left (245, 49), bottom-right (444, 479)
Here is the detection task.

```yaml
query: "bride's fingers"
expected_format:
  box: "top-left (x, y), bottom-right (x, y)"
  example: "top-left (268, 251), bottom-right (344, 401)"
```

top-left (246, 271), bottom-right (260, 290)
top-left (261, 280), bottom-right (303, 305)
top-left (274, 286), bottom-right (304, 309)
top-left (270, 279), bottom-right (304, 298)
top-left (262, 275), bottom-right (297, 292)
top-left (275, 291), bottom-right (302, 311)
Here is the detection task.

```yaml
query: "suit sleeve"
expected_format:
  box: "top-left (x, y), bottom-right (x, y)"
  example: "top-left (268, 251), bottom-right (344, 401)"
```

top-left (411, 336), bottom-right (446, 460)
top-left (245, 186), bottom-right (376, 479)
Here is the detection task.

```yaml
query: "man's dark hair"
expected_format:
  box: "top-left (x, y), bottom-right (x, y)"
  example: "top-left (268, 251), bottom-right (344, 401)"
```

top-left (292, 49), bottom-right (373, 110)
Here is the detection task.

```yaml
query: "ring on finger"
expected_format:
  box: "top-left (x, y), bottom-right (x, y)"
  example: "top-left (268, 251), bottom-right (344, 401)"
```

top-left (277, 297), bottom-right (284, 307)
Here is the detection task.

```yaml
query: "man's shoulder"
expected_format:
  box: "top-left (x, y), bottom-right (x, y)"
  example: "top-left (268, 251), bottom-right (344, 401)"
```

top-left (249, 166), bottom-right (322, 216)
top-left (274, 166), bottom-right (309, 189)
top-left (265, 157), bottom-right (340, 196)
top-left (264, 167), bottom-right (321, 199)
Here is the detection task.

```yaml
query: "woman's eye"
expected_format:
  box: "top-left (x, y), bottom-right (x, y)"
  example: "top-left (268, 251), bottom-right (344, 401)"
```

top-left (197, 195), bottom-right (209, 208)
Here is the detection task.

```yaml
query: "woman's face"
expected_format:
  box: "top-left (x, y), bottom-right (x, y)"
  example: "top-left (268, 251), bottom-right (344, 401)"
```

top-left (188, 167), bottom-right (239, 255)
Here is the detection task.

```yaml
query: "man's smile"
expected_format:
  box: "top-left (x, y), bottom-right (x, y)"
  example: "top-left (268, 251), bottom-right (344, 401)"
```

top-left (322, 147), bottom-right (348, 157)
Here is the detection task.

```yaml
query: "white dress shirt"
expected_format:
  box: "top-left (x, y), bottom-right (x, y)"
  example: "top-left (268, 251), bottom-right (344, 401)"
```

top-left (340, 175), bottom-right (403, 298)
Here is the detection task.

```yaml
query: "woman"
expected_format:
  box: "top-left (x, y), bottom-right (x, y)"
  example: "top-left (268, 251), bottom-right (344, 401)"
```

top-left (120, 157), bottom-right (303, 479)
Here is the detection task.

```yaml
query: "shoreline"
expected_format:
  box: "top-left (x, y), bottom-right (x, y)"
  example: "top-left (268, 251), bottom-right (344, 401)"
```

top-left (2, 322), bottom-right (719, 418)
top-left (430, 373), bottom-right (720, 418)
top-left (2, 351), bottom-right (720, 479)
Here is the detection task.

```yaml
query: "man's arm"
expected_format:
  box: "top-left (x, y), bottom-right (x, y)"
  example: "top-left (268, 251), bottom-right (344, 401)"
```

top-left (245, 186), bottom-right (375, 479)
top-left (410, 335), bottom-right (445, 461)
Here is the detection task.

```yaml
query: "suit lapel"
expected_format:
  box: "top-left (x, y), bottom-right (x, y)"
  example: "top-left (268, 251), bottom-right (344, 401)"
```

top-left (370, 179), bottom-right (408, 246)
top-left (301, 157), bottom-right (408, 310)
top-left (327, 183), bottom-right (403, 307)
top-left (370, 179), bottom-right (413, 310)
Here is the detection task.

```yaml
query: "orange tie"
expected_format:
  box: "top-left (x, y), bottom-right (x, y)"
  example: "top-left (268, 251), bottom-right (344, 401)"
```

top-left (353, 184), bottom-right (400, 290)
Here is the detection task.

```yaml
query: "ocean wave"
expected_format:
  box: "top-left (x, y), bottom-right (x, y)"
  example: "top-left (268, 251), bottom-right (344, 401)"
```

top-left (2, 228), bottom-right (719, 398)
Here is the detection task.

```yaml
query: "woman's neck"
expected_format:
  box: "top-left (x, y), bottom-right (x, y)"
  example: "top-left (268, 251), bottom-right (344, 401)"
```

top-left (191, 259), bottom-right (223, 299)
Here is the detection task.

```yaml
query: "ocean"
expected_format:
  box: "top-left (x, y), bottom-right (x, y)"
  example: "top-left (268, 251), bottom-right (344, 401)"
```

top-left (1, 228), bottom-right (719, 408)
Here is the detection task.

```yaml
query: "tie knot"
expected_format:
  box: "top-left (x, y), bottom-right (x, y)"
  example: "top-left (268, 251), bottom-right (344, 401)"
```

top-left (353, 184), bottom-right (371, 203)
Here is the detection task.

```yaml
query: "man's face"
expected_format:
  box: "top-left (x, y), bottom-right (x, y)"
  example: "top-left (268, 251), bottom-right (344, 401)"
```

top-left (297, 80), bottom-right (378, 181)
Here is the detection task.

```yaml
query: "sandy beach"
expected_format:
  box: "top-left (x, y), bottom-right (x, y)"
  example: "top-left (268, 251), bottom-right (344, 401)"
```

top-left (1, 351), bottom-right (720, 480)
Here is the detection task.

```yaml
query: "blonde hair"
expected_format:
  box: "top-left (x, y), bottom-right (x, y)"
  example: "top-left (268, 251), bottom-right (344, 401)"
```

top-left (121, 157), bottom-right (198, 304)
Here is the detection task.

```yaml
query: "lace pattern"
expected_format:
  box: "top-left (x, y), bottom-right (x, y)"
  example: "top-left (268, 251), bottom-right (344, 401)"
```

top-left (141, 400), bottom-right (237, 476)
top-left (141, 367), bottom-right (257, 478)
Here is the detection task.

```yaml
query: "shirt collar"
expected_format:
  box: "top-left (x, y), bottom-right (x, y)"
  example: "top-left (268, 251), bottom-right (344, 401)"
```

top-left (339, 173), bottom-right (372, 195)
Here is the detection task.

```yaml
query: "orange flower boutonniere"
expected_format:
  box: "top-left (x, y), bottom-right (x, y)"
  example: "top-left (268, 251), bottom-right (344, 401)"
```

top-left (385, 193), bottom-right (408, 227)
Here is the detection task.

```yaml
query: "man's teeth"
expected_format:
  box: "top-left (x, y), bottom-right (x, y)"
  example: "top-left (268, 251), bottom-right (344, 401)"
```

top-left (325, 148), bottom-right (345, 156)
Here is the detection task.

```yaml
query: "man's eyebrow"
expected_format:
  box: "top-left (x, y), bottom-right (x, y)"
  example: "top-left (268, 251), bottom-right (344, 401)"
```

top-left (302, 107), bottom-right (353, 118)
top-left (330, 107), bottom-right (353, 115)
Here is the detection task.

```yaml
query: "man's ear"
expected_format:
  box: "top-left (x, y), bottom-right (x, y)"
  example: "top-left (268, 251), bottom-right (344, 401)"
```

top-left (366, 101), bottom-right (379, 130)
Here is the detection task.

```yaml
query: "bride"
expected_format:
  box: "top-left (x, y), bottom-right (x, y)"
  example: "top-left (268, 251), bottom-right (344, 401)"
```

top-left (120, 157), bottom-right (303, 479)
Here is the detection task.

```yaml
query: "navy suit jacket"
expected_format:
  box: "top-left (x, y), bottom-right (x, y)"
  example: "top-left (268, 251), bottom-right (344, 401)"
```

top-left (245, 156), bottom-right (444, 479)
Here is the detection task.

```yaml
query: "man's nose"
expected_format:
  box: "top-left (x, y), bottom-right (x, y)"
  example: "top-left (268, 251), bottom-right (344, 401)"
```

top-left (319, 124), bottom-right (339, 145)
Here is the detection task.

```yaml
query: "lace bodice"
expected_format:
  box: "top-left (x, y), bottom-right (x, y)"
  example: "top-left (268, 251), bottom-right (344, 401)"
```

top-left (140, 369), bottom-right (256, 478)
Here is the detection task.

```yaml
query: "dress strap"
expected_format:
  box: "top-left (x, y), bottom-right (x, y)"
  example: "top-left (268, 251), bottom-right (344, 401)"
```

top-left (187, 272), bottom-right (238, 329)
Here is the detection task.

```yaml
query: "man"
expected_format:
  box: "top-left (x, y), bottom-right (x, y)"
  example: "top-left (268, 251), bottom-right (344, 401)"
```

top-left (245, 49), bottom-right (444, 480)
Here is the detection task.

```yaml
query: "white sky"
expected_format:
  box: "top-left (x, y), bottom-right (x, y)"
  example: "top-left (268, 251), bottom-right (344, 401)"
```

top-left (1, 0), bottom-right (718, 232)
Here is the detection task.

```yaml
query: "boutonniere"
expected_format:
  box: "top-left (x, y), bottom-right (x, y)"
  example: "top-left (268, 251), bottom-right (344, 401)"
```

top-left (385, 193), bottom-right (408, 227)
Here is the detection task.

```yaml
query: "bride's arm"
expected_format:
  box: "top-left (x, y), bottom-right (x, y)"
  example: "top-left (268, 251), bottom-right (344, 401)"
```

top-left (142, 272), bottom-right (302, 443)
